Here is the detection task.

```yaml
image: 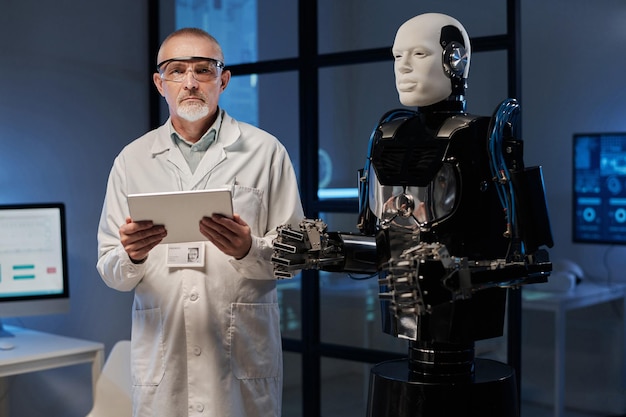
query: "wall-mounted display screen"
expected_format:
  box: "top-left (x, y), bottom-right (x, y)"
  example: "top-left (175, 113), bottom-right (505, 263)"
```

top-left (573, 133), bottom-right (626, 244)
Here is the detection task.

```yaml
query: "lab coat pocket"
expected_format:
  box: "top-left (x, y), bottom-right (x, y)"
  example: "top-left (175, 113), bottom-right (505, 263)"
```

top-left (231, 185), bottom-right (264, 236)
top-left (229, 302), bottom-right (281, 379)
top-left (131, 307), bottom-right (165, 386)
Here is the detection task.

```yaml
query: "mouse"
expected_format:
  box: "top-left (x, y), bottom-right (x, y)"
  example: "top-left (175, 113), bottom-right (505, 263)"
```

top-left (0, 342), bottom-right (15, 350)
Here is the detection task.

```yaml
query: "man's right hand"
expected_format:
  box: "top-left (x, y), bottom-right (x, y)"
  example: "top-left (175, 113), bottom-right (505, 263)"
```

top-left (119, 217), bottom-right (167, 263)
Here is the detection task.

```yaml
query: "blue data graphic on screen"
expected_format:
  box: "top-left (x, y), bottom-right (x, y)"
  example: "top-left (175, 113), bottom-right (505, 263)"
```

top-left (0, 207), bottom-right (65, 298)
top-left (573, 133), bottom-right (626, 244)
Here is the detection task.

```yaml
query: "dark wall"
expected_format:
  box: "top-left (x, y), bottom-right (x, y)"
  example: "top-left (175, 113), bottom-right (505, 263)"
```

top-left (0, 1), bottom-right (149, 415)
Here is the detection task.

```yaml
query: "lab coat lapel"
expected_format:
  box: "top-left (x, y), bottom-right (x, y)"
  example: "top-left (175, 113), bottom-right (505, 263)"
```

top-left (149, 122), bottom-right (187, 172)
top-left (189, 112), bottom-right (241, 189)
top-left (191, 147), bottom-right (226, 188)
top-left (149, 122), bottom-right (198, 190)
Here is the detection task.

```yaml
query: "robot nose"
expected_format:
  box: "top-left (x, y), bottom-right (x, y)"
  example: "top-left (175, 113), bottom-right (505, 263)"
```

top-left (395, 56), bottom-right (412, 73)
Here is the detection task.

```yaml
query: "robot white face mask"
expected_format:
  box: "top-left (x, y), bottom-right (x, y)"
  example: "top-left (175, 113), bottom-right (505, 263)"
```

top-left (392, 13), bottom-right (470, 107)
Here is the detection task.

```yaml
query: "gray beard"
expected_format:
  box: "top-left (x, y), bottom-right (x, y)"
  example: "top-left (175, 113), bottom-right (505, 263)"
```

top-left (178, 102), bottom-right (210, 122)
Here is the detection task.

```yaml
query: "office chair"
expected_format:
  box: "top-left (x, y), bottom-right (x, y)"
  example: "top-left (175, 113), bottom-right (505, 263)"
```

top-left (86, 340), bottom-right (132, 417)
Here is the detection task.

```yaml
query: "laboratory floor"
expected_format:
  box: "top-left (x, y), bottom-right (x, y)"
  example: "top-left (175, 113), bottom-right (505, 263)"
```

top-left (521, 402), bottom-right (608, 417)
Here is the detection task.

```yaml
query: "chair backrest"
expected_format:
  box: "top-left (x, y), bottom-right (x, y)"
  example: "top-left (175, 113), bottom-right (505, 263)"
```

top-left (86, 340), bottom-right (132, 417)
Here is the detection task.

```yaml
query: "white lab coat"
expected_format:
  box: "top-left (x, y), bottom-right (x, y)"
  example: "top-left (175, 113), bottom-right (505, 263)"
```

top-left (97, 111), bottom-right (304, 417)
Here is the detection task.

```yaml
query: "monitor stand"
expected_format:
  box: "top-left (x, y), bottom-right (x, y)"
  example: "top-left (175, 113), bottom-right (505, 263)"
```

top-left (0, 321), bottom-right (16, 338)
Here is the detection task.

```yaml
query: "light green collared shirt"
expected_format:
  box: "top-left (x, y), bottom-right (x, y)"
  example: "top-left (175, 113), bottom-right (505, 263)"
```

top-left (170, 109), bottom-right (224, 173)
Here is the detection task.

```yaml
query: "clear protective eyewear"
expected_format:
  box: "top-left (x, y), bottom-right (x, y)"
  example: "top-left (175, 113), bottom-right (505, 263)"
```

top-left (157, 56), bottom-right (225, 83)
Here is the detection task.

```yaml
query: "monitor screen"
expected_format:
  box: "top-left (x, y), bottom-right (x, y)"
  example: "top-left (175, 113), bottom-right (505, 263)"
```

top-left (573, 133), bottom-right (626, 244)
top-left (0, 203), bottom-right (69, 325)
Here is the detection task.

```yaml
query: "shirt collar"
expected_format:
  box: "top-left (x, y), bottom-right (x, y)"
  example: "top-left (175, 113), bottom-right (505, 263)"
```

top-left (169, 108), bottom-right (224, 151)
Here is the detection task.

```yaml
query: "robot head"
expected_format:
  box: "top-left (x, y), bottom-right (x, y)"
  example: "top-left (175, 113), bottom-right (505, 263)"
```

top-left (392, 13), bottom-right (471, 107)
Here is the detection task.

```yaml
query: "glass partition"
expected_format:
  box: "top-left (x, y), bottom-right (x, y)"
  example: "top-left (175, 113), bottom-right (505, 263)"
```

top-left (318, 0), bottom-right (507, 54)
top-left (220, 71), bottom-right (299, 175)
top-left (319, 61), bottom-right (400, 193)
top-left (282, 351), bottom-right (303, 416)
top-left (175, 0), bottom-right (297, 65)
top-left (321, 357), bottom-right (371, 417)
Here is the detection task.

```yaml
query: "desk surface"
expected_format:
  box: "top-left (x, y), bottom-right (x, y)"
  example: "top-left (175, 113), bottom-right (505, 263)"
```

top-left (522, 282), bottom-right (626, 312)
top-left (521, 281), bottom-right (626, 417)
top-left (0, 325), bottom-right (104, 377)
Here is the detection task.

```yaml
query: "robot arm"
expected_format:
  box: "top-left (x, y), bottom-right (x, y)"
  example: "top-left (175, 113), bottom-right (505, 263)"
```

top-left (272, 218), bottom-right (379, 279)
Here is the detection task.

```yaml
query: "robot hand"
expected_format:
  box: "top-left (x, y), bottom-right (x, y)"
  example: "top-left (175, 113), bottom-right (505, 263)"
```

top-left (272, 218), bottom-right (379, 278)
top-left (271, 219), bottom-right (345, 279)
top-left (381, 241), bottom-right (551, 313)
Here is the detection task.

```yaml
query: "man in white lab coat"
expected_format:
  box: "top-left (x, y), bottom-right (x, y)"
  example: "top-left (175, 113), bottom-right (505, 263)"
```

top-left (97, 28), bottom-right (304, 417)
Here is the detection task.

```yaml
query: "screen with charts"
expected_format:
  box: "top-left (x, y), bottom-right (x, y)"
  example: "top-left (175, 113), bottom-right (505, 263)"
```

top-left (0, 204), bottom-right (68, 303)
top-left (573, 133), bottom-right (626, 244)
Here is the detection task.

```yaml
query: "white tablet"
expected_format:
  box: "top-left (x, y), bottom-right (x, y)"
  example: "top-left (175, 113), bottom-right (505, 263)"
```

top-left (127, 189), bottom-right (233, 244)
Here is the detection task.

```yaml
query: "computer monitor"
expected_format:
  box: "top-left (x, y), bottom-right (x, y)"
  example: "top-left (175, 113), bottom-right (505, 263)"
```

top-left (0, 203), bottom-right (70, 336)
top-left (573, 133), bottom-right (626, 245)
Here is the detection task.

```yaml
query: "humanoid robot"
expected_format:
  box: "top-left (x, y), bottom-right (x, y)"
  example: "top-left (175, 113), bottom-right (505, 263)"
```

top-left (272, 13), bottom-right (553, 417)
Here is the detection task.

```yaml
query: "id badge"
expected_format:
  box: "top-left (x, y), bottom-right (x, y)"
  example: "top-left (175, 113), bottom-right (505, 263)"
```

top-left (166, 242), bottom-right (205, 267)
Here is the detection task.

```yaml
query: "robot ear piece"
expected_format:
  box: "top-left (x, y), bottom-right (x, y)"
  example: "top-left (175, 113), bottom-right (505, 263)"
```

top-left (442, 41), bottom-right (467, 80)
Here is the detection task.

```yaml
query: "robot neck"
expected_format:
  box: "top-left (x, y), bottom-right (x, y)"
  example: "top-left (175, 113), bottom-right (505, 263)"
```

top-left (419, 95), bottom-right (466, 114)
top-left (417, 95), bottom-right (467, 127)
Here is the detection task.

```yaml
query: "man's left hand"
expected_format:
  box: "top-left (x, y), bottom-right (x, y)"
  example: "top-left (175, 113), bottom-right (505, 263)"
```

top-left (200, 213), bottom-right (252, 259)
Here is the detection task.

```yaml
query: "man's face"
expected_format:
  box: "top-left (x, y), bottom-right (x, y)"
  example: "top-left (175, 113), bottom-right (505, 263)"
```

top-left (392, 17), bottom-right (452, 107)
top-left (153, 34), bottom-right (230, 124)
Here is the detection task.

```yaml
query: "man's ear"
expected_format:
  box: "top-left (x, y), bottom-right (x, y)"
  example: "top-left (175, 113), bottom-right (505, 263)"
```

top-left (153, 72), bottom-right (166, 97)
top-left (220, 70), bottom-right (231, 92)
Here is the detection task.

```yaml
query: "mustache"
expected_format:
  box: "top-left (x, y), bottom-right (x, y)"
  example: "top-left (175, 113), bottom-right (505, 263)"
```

top-left (177, 92), bottom-right (207, 103)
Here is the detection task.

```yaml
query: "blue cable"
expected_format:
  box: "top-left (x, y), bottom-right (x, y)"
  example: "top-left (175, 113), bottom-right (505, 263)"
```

top-left (488, 99), bottom-right (520, 244)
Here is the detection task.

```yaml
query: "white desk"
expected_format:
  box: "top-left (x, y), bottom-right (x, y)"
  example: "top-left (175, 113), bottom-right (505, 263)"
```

top-left (0, 325), bottom-right (104, 413)
top-left (522, 282), bottom-right (626, 417)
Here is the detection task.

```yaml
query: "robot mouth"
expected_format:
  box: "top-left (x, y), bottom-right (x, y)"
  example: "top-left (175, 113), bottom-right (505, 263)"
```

top-left (397, 82), bottom-right (417, 91)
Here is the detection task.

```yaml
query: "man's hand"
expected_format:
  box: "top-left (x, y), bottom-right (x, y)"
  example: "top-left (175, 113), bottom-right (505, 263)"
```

top-left (200, 214), bottom-right (252, 259)
top-left (119, 217), bottom-right (167, 263)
